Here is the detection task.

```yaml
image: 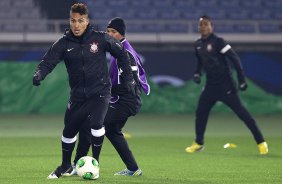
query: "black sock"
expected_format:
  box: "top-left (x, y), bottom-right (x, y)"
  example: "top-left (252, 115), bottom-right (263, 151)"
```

top-left (74, 144), bottom-right (91, 164)
top-left (91, 135), bottom-right (104, 162)
top-left (61, 141), bottom-right (75, 168)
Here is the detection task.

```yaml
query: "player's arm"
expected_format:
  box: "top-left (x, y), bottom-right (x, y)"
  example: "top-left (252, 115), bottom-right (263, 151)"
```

top-left (104, 34), bottom-right (133, 81)
top-left (33, 38), bottom-right (66, 86)
top-left (193, 45), bottom-right (203, 84)
top-left (218, 38), bottom-right (247, 91)
top-left (104, 34), bottom-right (136, 95)
top-left (111, 52), bottom-right (138, 96)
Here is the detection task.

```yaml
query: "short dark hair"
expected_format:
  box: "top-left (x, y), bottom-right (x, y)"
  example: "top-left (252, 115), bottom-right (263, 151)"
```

top-left (200, 15), bottom-right (212, 22)
top-left (70, 3), bottom-right (88, 16)
top-left (199, 15), bottom-right (213, 25)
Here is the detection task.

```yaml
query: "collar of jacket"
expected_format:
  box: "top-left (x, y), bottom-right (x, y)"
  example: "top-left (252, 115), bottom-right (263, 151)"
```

top-left (120, 38), bottom-right (126, 43)
top-left (201, 33), bottom-right (215, 42)
top-left (64, 25), bottom-right (94, 43)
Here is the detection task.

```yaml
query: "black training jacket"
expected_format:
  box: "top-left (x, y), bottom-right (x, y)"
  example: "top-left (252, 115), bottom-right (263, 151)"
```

top-left (34, 26), bottom-right (133, 102)
top-left (194, 33), bottom-right (245, 86)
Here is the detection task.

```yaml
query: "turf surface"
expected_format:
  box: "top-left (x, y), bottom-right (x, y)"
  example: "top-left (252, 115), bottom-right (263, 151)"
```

top-left (0, 114), bottom-right (281, 184)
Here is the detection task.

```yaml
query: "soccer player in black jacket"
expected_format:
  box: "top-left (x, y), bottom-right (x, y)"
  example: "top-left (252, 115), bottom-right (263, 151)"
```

top-left (185, 16), bottom-right (268, 155)
top-left (68, 17), bottom-right (150, 177)
top-left (32, 3), bottom-right (136, 179)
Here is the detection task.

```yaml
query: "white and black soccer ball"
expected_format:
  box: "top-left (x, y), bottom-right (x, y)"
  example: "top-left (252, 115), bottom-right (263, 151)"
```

top-left (76, 156), bottom-right (99, 180)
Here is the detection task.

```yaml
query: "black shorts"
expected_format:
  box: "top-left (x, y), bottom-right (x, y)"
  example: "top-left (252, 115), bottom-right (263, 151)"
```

top-left (62, 94), bottom-right (110, 138)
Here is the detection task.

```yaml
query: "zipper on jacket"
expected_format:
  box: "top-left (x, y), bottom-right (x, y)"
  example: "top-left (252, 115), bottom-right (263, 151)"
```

top-left (81, 45), bottom-right (86, 97)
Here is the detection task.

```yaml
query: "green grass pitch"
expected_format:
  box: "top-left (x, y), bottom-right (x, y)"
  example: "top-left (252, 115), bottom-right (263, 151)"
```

top-left (0, 114), bottom-right (281, 184)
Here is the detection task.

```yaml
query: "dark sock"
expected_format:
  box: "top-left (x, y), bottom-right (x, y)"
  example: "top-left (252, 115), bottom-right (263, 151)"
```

top-left (74, 144), bottom-right (91, 164)
top-left (61, 141), bottom-right (75, 168)
top-left (91, 135), bottom-right (104, 162)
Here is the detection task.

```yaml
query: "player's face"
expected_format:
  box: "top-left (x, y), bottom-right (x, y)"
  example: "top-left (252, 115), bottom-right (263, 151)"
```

top-left (198, 18), bottom-right (213, 38)
top-left (106, 28), bottom-right (124, 41)
top-left (69, 12), bottom-right (89, 36)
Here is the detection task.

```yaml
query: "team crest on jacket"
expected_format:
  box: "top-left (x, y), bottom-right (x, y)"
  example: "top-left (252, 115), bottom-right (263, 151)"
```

top-left (90, 42), bottom-right (99, 53)
top-left (207, 43), bottom-right (212, 52)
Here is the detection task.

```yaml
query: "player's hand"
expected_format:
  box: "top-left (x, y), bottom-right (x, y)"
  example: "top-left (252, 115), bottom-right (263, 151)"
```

top-left (125, 79), bottom-right (137, 96)
top-left (238, 75), bottom-right (247, 91)
top-left (33, 71), bottom-right (42, 86)
top-left (193, 73), bottom-right (201, 84)
top-left (239, 82), bottom-right (248, 91)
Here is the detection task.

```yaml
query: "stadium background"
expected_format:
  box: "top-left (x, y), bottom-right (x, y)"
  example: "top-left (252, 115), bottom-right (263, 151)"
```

top-left (1, 0), bottom-right (282, 114)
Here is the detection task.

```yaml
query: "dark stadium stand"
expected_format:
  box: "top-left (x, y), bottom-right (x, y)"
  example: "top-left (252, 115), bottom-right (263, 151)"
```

top-left (81, 0), bottom-right (282, 33)
top-left (259, 24), bottom-right (282, 33)
top-left (0, 0), bottom-right (49, 32)
top-left (0, 0), bottom-right (281, 34)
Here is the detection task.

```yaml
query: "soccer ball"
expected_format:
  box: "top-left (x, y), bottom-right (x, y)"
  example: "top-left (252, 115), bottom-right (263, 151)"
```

top-left (76, 156), bottom-right (99, 180)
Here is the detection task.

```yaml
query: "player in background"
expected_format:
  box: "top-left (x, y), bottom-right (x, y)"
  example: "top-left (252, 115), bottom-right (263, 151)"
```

top-left (32, 4), bottom-right (136, 179)
top-left (185, 15), bottom-right (268, 155)
top-left (69, 17), bottom-right (150, 177)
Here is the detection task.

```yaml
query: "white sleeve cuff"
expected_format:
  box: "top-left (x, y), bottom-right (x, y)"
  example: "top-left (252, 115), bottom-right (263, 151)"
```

top-left (220, 44), bottom-right (231, 54)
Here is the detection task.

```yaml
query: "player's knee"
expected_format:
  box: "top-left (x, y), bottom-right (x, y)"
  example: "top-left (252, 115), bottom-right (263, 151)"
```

top-left (91, 127), bottom-right (105, 137)
top-left (61, 135), bottom-right (77, 143)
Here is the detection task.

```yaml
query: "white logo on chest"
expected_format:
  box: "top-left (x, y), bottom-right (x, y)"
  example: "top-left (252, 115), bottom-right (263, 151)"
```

top-left (207, 43), bottom-right (212, 52)
top-left (90, 42), bottom-right (99, 53)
